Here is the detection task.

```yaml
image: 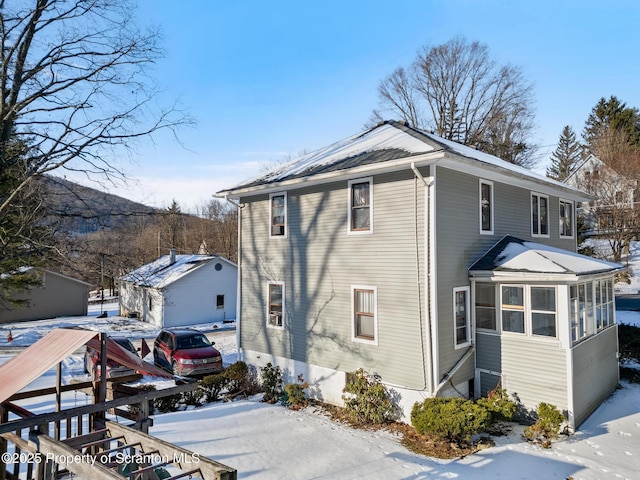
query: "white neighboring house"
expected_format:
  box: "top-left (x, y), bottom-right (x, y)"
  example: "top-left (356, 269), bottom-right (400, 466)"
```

top-left (565, 154), bottom-right (640, 233)
top-left (119, 251), bottom-right (237, 328)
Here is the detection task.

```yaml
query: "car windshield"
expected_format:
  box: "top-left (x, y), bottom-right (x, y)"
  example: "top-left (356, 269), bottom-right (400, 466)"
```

top-left (115, 338), bottom-right (136, 354)
top-left (176, 334), bottom-right (211, 349)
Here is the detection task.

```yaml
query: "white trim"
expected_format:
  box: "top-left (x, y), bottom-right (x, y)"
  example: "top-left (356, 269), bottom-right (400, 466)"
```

top-left (453, 286), bottom-right (471, 349)
top-left (559, 198), bottom-right (575, 239)
top-left (347, 177), bottom-right (374, 235)
top-left (266, 281), bottom-right (285, 330)
top-left (351, 285), bottom-right (378, 345)
top-left (531, 192), bottom-right (550, 238)
top-left (269, 192), bottom-right (287, 239)
top-left (479, 179), bottom-right (494, 235)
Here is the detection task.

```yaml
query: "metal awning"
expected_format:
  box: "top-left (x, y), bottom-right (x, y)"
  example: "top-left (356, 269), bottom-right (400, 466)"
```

top-left (0, 328), bottom-right (175, 404)
top-left (0, 328), bottom-right (98, 404)
top-left (85, 336), bottom-right (173, 379)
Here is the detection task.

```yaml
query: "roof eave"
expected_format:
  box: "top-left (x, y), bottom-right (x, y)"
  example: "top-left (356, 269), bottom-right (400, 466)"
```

top-left (216, 151), bottom-right (445, 199)
top-left (438, 153), bottom-right (592, 202)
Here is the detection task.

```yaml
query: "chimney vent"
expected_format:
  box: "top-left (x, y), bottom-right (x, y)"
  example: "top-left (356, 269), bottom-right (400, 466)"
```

top-left (169, 248), bottom-right (176, 265)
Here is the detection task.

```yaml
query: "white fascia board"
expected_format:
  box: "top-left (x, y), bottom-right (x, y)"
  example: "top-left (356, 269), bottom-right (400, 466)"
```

top-left (216, 151), bottom-right (445, 199)
top-left (469, 270), bottom-right (580, 282)
top-left (437, 155), bottom-right (592, 202)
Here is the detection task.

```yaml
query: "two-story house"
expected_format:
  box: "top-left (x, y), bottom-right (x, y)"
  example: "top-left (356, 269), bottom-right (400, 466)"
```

top-left (217, 120), bottom-right (622, 429)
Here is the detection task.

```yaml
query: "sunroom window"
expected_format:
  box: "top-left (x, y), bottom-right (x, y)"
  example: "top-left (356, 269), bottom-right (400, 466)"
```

top-left (531, 287), bottom-right (556, 337)
top-left (501, 286), bottom-right (525, 333)
top-left (475, 283), bottom-right (497, 331)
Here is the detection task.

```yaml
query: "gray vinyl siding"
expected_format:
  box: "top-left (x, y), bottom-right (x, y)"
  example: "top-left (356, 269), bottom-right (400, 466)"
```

top-left (571, 326), bottom-right (619, 427)
top-left (476, 333), bottom-right (501, 373)
top-left (239, 170), bottom-right (431, 389)
top-left (501, 335), bottom-right (568, 411)
top-left (435, 166), bottom-right (577, 381)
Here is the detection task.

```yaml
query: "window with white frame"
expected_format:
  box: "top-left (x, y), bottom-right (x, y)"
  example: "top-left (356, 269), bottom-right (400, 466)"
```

top-left (348, 178), bottom-right (372, 233)
top-left (531, 193), bottom-right (549, 236)
top-left (479, 180), bottom-right (494, 234)
top-left (454, 287), bottom-right (471, 347)
top-left (267, 282), bottom-right (284, 328)
top-left (496, 285), bottom-right (558, 338)
top-left (270, 193), bottom-right (287, 237)
top-left (475, 283), bottom-right (497, 331)
top-left (559, 200), bottom-right (573, 238)
top-left (573, 278), bottom-right (615, 343)
top-left (531, 287), bottom-right (556, 337)
top-left (501, 285), bottom-right (525, 333)
top-left (352, 286), bottom-right (377, 343)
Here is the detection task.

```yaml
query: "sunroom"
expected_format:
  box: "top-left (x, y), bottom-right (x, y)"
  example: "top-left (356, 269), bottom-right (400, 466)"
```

top-left (468, 235), bottom-right (623, 429)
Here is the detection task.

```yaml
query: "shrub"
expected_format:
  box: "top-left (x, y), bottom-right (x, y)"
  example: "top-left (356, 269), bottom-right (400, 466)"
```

top-left (476, 388), bottom-right (517, 422)
top-left (283, 374), bottom-right (309, 410)
top-left (342, 369), bottom-right (396, 425)
top-left (226, 361), bottom-right (249, 394)
top-left (155, 393), bottom-right (182, 413)
top-left (182, 386), bottom-right (204, 407)
top-left (260, 362), bottom-right (283, 403)
top-left (200, 372), bottom-right (230, 402)
top-left (129, 384), bottom-right (156, 416)
top-left (524, 402), bottom-right (565, 448)
top-left (411, 397), bottom-right (492, 444)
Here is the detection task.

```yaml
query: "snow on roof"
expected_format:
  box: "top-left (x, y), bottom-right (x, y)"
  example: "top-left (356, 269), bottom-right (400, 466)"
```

top-left (229, 122), bottom-right (435, 190)
top-left (121, 254), bottom-right (221, 288)
top-left (220, 120), bottom-right (581, 195)
top-left (469, 235), bottom-right (623, 276)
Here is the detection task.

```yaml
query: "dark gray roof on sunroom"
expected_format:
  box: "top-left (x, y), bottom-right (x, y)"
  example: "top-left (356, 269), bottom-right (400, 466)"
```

top-left (469, 235), bottom-right (622, 276)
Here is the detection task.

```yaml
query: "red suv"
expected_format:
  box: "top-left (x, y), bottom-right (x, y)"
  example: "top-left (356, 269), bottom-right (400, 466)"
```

top-left (153, 328), bottom-right (223, 377)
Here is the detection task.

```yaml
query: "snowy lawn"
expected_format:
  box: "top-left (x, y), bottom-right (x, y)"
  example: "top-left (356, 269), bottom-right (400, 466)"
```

top-left (1, 307), bottom-right (639, 479)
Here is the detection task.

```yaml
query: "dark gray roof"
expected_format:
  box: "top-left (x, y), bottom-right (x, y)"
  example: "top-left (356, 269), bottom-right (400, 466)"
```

top-left (469, 235), bottom-right (622, 276)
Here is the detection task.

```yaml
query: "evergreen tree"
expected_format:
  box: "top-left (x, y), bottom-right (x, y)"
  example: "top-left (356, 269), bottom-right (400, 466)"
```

top-left (0, 138), bottom-right (53, 308)
top-left (547, 126), bottom-right (583, 181)
top-left (583, 96), bottom-right (640, 154)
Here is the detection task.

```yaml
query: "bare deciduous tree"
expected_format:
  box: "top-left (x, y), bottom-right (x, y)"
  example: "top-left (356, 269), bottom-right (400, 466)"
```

top-left (370, 37), bottom-right (536, 167)
top-left (575, 127), bottom-right (640, 262)
top-left (0, 0), bottom-right (189, 216)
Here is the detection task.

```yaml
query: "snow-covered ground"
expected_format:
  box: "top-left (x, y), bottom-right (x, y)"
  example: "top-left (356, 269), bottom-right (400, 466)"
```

top-left (2, 246), bottom-right (640, 479)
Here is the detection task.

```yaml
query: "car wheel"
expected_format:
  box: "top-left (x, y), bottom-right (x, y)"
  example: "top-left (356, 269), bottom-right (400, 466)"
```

top-left (172, 361), bottom-right (180, 376)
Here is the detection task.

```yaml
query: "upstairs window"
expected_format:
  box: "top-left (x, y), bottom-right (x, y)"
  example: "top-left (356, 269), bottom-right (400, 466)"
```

top-left (270, 193), bottom-right (287, 237)
top-left (352, 286), bottom-right (377, 343)
top-left (531, 193), bottom-right (549, 237)
top-left (268, 283), bottom-right (284, 328)
top-left (559, 200), bottom-right (574, 238)
top-left (479, 180), bottom-right (494, 234)
top-left (348, 178), bottom-right (373, 233)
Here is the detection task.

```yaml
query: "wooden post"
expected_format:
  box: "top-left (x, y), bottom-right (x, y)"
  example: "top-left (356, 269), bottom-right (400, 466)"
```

top-left (55, 362), bottom-right (62, 440)
top-left (0, 406), bottom-right (7, 480)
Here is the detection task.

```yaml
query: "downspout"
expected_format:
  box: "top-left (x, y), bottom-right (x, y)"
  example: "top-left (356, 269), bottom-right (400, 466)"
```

top-left (225, 196), bottom-right (244, 363)
top-left (411, 162), bottom-right (438, 395)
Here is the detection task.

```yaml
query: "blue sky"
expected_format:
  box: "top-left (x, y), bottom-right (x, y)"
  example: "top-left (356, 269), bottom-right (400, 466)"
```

top-left (99, 0), bottom-right (640, 209)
